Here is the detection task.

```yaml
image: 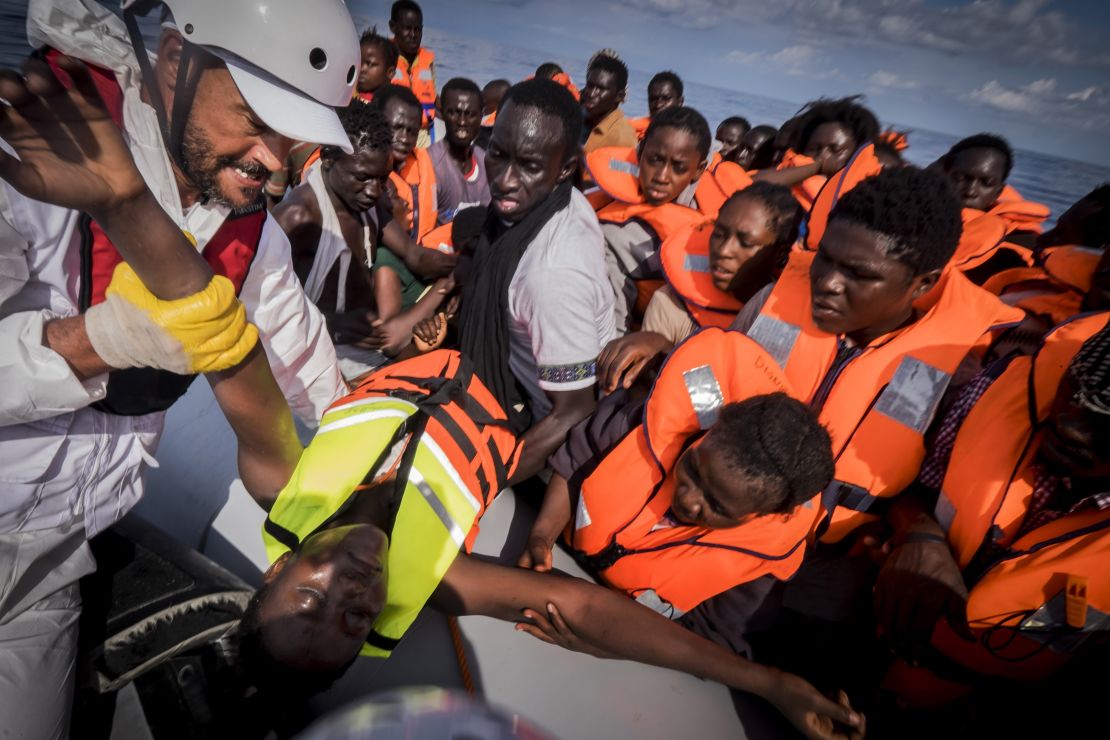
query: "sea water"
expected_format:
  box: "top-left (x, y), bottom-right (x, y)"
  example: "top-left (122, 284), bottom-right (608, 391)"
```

top-left (2, 0), bottom-right (1107, 226)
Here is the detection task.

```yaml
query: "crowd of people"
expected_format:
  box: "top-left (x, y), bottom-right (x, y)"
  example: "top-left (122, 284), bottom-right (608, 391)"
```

top-left (1, 0), bottom-right (1108, 738)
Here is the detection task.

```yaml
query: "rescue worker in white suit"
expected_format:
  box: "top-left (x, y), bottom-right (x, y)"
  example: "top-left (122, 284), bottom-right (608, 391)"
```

top-left (0, 1), bottom-right (449, 735)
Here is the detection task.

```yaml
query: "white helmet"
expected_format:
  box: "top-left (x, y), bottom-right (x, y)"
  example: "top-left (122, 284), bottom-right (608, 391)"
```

top-left (129, 0), bottom-right (360, 152)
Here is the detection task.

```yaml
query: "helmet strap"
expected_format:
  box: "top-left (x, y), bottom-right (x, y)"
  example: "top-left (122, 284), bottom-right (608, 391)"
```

top-left (123, 6), bottom-right (170, 145)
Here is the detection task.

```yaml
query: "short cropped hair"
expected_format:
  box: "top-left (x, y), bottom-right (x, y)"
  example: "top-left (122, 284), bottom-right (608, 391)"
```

top-left (371, 83), bottom-right (421, 115)
top-left (649, 70), bottom-right (683, 97)
top-left (390, 0), bottom-right (422, 21)
top-left (719, 116), bottom-right (751, 134)
top-left (535, 62), bottom-right (564, 79)
top-left (724, 181), bottom-right (803, 249)
top-left (501, 78), bottom-right (583, 160)
top-left (359, 27), bottom-right (399, 70)
top-left (645, 106), bottom-right (712, 159)
top-left (944, 133), bottom-right (1014, 181)
top-left (587, 50), bottom-right (629, 91)
top-left (795, 96), bottom-right (879, 153)
top-left (746, 124), bottom-right (779, 169)
top-left (323, 102), bottom-right (393, 159)
top-left (830, 166), bottom-right (962, 276)
top-left (441, 77), bottom-right (482, 102)
top-left (704, 393), bottom-right (835, 516)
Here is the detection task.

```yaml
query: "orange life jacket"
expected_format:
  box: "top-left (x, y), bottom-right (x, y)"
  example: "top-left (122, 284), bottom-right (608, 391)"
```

top-left (777, 149), bottom-right (826, 211)
top-left (951, 208), bottom-right (1020, 273)
top-left (390, 147), bottom-right (438, 241)
top-left (44, 49), bottom-right (266, 417)
top-left (391, 46), bottom-right (436, 129)
top-left (693, 161), bottom-right (754, 218)
top-left (878, 129), bottom-right (909, 152)
top-left (551, 72), bottom-right (580, 100)
top-left (480, 110), bottom-right (496, 128)
top-left (801, 144), bottom-right (883, 251)
top-left (419, 220), bottom-right (456, 254)
top-left (660, 220), bottom-right (743, 328)
top-left (748, 252), bottom-right (1025, 543)
top-left (898, 312), bottom-right (1110, 698)
top-left (981, 245), bottom-right (1102, 324)
top-left (991, 184), bottom-right (1050, 235)
top-left (572, 328), bottom-right (820, 616)
top-left (707, 151), bottom-right (723, 173)
top-left (628, 115), bottom-right (650, 141)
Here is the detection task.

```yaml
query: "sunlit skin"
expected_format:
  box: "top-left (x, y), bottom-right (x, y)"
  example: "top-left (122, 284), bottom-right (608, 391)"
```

top-left (809, 219), bottom-right (939, 347)
top-left (357, 43), bottom-right (395, 95)
top-left (485, 100), bottom-right (577, 223)
top-left (441, 89), bottom-right (483, 155)
top-left (715, 121), bottom-right (747, 163)
top-left (389, 8), bottom-right (423, 62)
top-left (670, 441), bottom-right (765, 529)
top-left (647, 80), bottom-right (683, 117)
top-left (381, 97), bottom-right (421, 171)
top-left (733, 127), bottom-right (775, 170)
top-left (323, 147), bottom-right (392, 215)
top-left (161, 44), bottom-right (289, 210)
top-left (945, 148), bottom-right (1007, 211)
top-left (803, 122), bottom-right (856, 174)
top-left (708, 196), bottom-right (778, 292)
top-left (1040, 371), bottom-right (1110, 482)
top-left (581, 68), bottom-right (625, 126)
top-left (637, 126), bottom-right (706, 206)
top-left (257, 524), bottom-right (388, 672)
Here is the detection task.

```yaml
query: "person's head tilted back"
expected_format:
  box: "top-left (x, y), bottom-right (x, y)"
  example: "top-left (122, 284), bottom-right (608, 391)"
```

top-left (812, 166), bottom-right (962, 344)
top-left (485, 78), bottom-right (582, 223)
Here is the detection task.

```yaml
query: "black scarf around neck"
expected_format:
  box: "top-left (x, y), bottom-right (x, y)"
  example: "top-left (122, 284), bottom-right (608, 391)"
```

top-left (459, 181), bottom-right (574, 434)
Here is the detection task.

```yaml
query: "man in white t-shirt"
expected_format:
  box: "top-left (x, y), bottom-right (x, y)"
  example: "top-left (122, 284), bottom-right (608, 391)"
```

top-left (457, 78), bottom-right (615, 481)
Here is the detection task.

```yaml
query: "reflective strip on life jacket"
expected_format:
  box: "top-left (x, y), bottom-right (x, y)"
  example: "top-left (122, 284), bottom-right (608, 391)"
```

top-left (750, 251), bottom-right (1024, 542)
top-left (573, 329), bottom-right (819, 614)
top-left (585, 146), bottom-right (644, 204)
top-left (392, 47), bottom-right (436, 127)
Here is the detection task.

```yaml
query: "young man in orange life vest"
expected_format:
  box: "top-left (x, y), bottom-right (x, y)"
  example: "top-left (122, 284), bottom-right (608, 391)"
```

top-left (476, 78), bottom-right (510, 150)
top-left (627, 71), bottom-right (686, 140)
top-left (872, 313), bottom-right (1110, 733)
top-left (388, 0), bottom-right (437, 147)
top-left (374, 84), bottom-right (438, 242)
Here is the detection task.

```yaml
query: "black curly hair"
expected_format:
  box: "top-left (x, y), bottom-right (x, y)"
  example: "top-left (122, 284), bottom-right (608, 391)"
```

top-left (649, 70), bottom-right (684, 97)
top-left (359, 26), bottom-right (399, 70)
top-left (793, 96), bottom-right (879, 154)
top-left (644, 106), bottom-right (712, 159)
top-left (744, 124), bottom-right (779, 170)
top-left (830, 166), bottom-right (962, 276)
top-left (390, 0), bottom-right (422, 22)
top-left (501, 78), bottom-right (583, 161)
top-left (944, 133), bottom-right (1013, 181)
top-left (722, 181), bottom-right (802, 249)
top-left (370, 83), bottom-right (422, 117)
top-left (441, 77), bottom-right (482, 102)
top-left (718, 116), bottom-right (752, 136)
top-left (587, 50), bottom-right (629, 91)
top-left (322, 102), bottom-right (393, 160)
top-left (534, 62), bottom-right (565, 79)
top-left (703, 393), bottom-right (834, 516)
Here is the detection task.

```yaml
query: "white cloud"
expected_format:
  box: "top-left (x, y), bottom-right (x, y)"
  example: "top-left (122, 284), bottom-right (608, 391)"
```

top-left (966, 77), bottom-right (1110, 131)
top-left (968, 80), bottom-right (1042, 113)
top-left (727, 44), bottom-right (837, 78)
top-left (869, 70), bottom-right (920, 91)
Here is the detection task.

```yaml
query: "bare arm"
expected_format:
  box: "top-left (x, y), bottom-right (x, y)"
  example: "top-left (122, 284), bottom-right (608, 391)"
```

top-left (753, 161), bottom-right (823, 187)
top-left (434, 556), bottom-right (864, 740)
top-left (510, 386), bottom-right (596, 484)
top-left (381, 219), bottom-right (457, 280)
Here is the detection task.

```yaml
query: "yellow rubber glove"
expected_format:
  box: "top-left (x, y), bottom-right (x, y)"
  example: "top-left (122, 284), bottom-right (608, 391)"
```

top-left (84, 262), bottom-right (258, 374)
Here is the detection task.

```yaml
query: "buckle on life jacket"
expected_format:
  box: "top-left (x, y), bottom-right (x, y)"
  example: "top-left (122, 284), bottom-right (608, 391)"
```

top-left (1066, 575), bottom-right (1089, 630)
top-left (583, 542), bottom-right (632, 572)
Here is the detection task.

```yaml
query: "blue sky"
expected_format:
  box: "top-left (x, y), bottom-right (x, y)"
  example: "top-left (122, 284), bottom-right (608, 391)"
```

top-left (357, 0), bottom-right (1110, 166)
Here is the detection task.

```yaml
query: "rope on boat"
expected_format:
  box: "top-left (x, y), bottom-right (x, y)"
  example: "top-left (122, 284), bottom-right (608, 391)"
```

top-left (447, 614), bottom-right (476, 695)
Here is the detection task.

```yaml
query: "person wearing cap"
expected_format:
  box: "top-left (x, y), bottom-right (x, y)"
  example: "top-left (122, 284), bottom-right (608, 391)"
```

top-left (0, 1), bottom-right (410, 735)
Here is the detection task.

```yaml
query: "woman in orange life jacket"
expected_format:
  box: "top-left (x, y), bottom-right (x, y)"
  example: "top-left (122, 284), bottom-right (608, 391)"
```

top-left (708, 115), bottom-right (751, 171)
top-left (983, 184), bottom-right (1110, 332)
top-left (940, 133), bottom-right (1050, 284)
top-left (587, 106), bottom-right (714, 333)
top-left (872, 316), bottom-right (1110, 729)
top-left (629, 71), bottom-right (687, 140)
top-left (355, 27), bottom-right (398, 104)
top-left (733, 124), bottom-right (778, 173)
top-left (597, 182), bottom-right (802, 393)
top-left (373, 84), bottom-right (438, 242)
top-left (755, 97), bottom-right (880, 211)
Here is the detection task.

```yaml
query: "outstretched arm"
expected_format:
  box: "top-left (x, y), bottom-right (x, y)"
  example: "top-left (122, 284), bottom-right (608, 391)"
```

top-left (434, 555), bottom-right (864, 740)
top-left (380, 218), bottom-right (457, 280)
top-left (510, 386), bottom-right (596, 483)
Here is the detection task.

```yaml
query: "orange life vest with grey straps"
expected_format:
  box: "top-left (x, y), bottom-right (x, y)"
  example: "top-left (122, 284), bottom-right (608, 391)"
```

top-left (390, 147), bottom-right (438, 242)
top-left (909, 312), bottom-right (1110, 692)
top-left (982, 245), bottom-right (1103, 324)
top-left (747, 251), bottom-right (1025, 543)
top-left (801, 144), bottom-right (883, 252)
top-left (572, 328), bottom-right (820, 617)
top-left (391, 46), bottom-right (436, 129)
top-left (660, 220), bottom-right (744, 328)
